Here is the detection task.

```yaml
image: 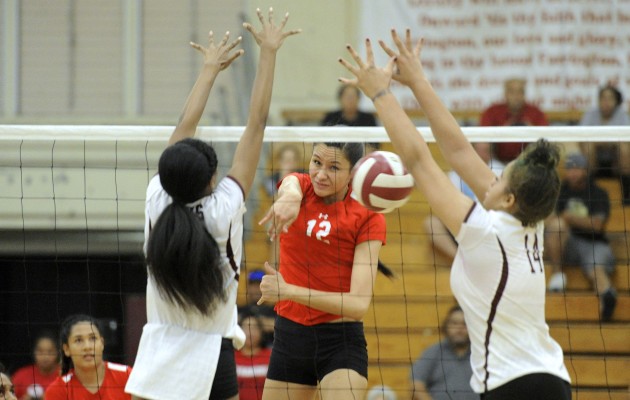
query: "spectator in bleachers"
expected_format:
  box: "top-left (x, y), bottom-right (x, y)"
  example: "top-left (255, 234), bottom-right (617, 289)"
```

top-left (235, 310), bottom-right (272, 400)
top-left (411, 306), bottom-right (476, 400)
top-left (263, 144), bottom-right (302, 198)
top-left (0, 363), bottom-right (17, 400)
top-left (479, 78), bottom-right (548, 163)
top-left (11, 331), bottom-right (59, 400)
top-left (579, 85), bottom-right (630, 205)
top-left (321, 84), bottom-right (377, 127)
top-left (546, 153), bottom-right (617, 321)
top-left (239, 271), bottom-right (276, 348)
top-left (424, 143), bottom-right (504, 263)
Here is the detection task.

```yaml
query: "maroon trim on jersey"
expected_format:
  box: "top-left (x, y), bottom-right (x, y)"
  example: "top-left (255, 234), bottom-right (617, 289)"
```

top-left (482, 237), bottom-right (509, 393)
top-left (226, 175), bottom-right (246, 201)
top-left (463, 202), bottom-right (477, 223)
top-left (226, 223), bottom-right (239, 282)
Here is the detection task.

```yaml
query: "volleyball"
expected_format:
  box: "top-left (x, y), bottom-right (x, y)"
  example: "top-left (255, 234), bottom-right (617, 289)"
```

top-left (351, 151), bottom-right (414, 213)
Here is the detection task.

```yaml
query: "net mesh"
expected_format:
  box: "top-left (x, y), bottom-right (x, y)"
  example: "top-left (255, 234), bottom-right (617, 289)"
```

top-left (1, 124), bottom-right (628, 398)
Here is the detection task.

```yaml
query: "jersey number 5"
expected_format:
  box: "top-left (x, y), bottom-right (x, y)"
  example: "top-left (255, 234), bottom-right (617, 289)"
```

top-left (306, 218), bottom-right (331, 244)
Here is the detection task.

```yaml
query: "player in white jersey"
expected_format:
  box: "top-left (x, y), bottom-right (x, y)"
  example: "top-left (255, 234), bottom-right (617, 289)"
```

top-left (339, 30), bottom-right (571, 399)
top-left (125, 9), bottom-right (299, 400)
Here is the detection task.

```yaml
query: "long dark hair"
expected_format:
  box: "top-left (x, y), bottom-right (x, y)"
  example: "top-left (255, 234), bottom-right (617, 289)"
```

top-left (147, 138), bottom-right (227, 315)
top-left (314, 142), bottom-right (394, 278)
top-left (508, 139), bottom-right (561, 227)
top-left (59, 314), bottom-right (101, 375)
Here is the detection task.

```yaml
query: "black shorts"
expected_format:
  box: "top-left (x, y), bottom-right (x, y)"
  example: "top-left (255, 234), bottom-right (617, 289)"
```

top-left (481, 373), bottom-right (571, 400)
top-left (266, 316), bottom-right (368, 386)
top-left (209, 338), bottom-right (239, 400)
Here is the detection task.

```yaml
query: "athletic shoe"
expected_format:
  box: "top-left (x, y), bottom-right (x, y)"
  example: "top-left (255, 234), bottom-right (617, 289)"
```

top-left (601, 289), bottom-right (617, 322)
top-left (547, 272), bottom-right (566, 292)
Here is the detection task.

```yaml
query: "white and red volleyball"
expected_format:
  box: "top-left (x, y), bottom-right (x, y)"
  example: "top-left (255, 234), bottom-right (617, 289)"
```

top-left (351, 151), bottom-right (414, 213)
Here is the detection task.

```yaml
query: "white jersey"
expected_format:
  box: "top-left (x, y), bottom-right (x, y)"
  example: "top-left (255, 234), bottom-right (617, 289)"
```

top-left (126, 174), bottom-right (246, 400)
top-left (451, 203), bottom-right (570, 393)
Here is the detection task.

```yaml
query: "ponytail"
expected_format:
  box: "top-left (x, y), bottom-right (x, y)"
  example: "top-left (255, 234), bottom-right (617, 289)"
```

top-left (146, 202), bottom-right (227, 315)
top-left (377, 260), bottom-right (394, 278)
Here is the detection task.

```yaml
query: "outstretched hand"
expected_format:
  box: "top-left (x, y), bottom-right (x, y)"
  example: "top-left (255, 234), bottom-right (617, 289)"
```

top-left (258, 194), bottom-right (301, 241)
top-left (244, 7), bottom-right (301, 52)
top-left (338, 39), bottom-right (396, 101)
top-left (190, 31), bottom-right (243, 72)
top-left (257, 262), bottom-right (288, 305)
top-left (379, 29), bottom-right (425, 87)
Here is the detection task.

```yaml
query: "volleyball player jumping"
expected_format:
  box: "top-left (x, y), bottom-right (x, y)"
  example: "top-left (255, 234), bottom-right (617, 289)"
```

top-left (338, 31), bottom-right (571, 400)
top-left (125, 9), bottom-right (299, 400)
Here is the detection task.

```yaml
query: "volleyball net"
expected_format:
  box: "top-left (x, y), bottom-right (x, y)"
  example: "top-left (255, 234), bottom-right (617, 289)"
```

top-left (1, 124), bottom-right (629, 398)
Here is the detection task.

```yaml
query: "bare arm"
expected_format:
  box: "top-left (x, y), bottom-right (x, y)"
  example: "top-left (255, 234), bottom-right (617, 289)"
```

top-left (258, 174), bottom-right (303, 241)
top-left (380, 30), bottom-right (496, 201)
top-left (258, 240), bottom-right (382, 320)
top-left (339, 41), bottom-right (472, 236)
top-left (561, 212), bottom-right (606, 233)
top-left (169, 32), bottom-right (243, 146)
top-left (227, 8), bottom-right (301, 198)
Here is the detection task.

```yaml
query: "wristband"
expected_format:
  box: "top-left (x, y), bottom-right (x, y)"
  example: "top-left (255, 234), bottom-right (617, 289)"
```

top-left (371, 89), bottom-right (391, 102)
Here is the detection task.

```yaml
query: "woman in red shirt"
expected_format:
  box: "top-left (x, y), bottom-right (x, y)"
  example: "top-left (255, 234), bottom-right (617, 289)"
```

top-left (258, 142), bottom-right (391, 400)
top-left (45, 315), bottom-right (132, 400)
top-left (11, 332), bottom-right (59, 399)
top-left (235, 311), bottom-right (272, 400)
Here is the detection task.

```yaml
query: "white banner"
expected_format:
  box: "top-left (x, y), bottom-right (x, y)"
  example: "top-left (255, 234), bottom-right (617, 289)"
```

top-left (359, 0), bottom-right (630, 112)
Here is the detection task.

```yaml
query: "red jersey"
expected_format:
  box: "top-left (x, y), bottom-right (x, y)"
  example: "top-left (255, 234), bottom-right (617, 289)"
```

top-left (235, 347), bottom-right (272, 400)
top-left (479, 103), bottom-right (548, 162)
top-left (12, 364), bottom-right (59, 399)
top-left (45, 362), bottom-right (132, 400)
top-left (276, 173), bottom-right (386, 325)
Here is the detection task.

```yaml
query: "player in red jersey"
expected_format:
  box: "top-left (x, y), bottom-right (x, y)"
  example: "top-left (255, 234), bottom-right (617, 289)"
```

top-left (257, 142), bottom-right (391, 400)
top-left (45, 315), bottom-right (132, 400)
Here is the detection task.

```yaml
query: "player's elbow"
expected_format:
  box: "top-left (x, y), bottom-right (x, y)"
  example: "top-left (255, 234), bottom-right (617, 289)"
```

top-left (343, 296), bottom-right (371, 320)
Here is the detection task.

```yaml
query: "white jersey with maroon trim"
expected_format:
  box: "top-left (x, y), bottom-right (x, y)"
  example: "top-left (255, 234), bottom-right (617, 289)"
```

top-left (126, 174), bottom-right (246, 400)
top-left (451, 203), bottom-right (570, 393)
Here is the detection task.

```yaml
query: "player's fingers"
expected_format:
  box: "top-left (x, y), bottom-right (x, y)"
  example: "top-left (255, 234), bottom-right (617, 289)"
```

top-left (379, 40), bottom-right (397, 58)
top-left (345, 44), bottom-right (366, 69)
top-left (256, 8), bottom-right (265, 26)
top-left (282, 28), bottom-right (302, 38)
top-left (337, 77), bottom-right (358, 86)
top-left (391, 28), bottom-right (407, 54)
top-left (365, 38), bottom-right (375, 66)
top-left (257, 297), bottom-right (265, 305)
top-left (405, 28), bottom-right (413, 49)
top-left (208, 30), bottom-right (214, 45)
top-left (384, 56), bottom-right (397, 75)
top-left (221, 49), bottom-right (244, 70)
top-left (219, 31), bottom-right (230, 47)
top-left (279, 12), bottom-right (289, 30)
top-left (258, 207), bottom-right (273, 226)
top-left (415, 37), bottom-right (424, 57)
top-left (190, 42), bottom-right (204, 53)
top-left (264, 261), bottom-right (277, 275)
top-left (226, 36), bottom-right (242, 52)
top-left (268, 7), bottom-right (274, 25)
top-left (338, 57), bottom-right (359, 76)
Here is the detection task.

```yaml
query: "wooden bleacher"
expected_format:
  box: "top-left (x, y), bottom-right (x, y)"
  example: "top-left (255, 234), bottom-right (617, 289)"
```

top-left (242, 143), bottom-right (630, 398)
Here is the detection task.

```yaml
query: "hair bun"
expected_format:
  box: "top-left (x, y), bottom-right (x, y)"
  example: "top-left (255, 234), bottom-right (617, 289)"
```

top-left (525, 139), bottom-right (559, 170)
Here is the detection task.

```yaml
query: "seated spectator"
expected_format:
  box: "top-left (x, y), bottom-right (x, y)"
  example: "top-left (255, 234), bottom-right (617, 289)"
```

top-left (263, 144), bottom-right (302, 198)
top-left (411, 306), bottom-right (476, 400)
top-left (239, 271), bottom-right (276, 347)
top-left (321, 84), bottom-right (377, 127)
top-left (46, 315), bottom-right (132, 400)
top-left (545, 153), bottom-right (617, 321)
top-left (0, 363), bottom-right (17, 400)
top-left (12, 331), bottom-right (59, 400)
top-left (234, 310), bottom-right (272, 400)
top-left (480, 78), bottom-right (548, 163)
top-left (579, 85), bottom-right (630, 204)
top-left (366, 385), bottom-right (397, 400)
top-left (424, 143), bottom-right (504, 263)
